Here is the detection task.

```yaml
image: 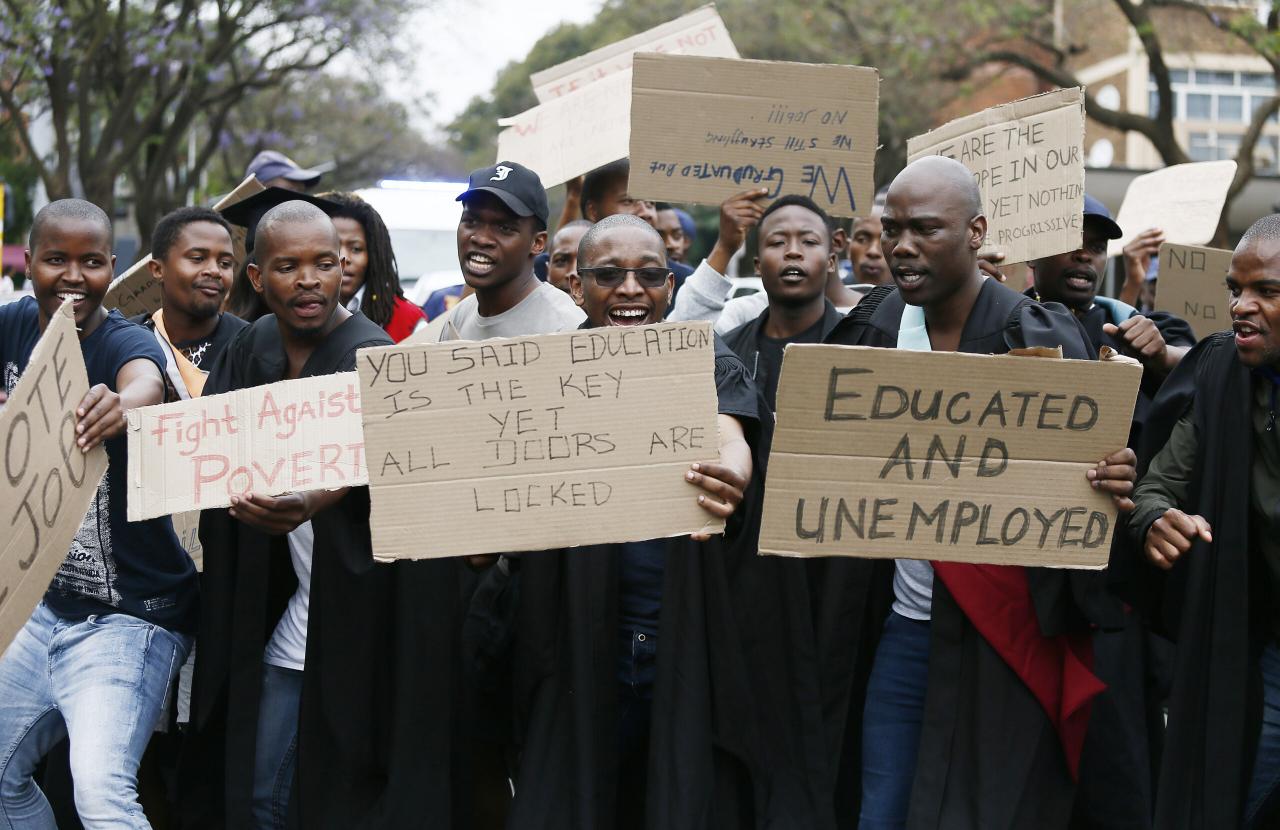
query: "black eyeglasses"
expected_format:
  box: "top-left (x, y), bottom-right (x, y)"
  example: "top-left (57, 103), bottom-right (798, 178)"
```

top-left (577, 266), bottom-right (671, 288)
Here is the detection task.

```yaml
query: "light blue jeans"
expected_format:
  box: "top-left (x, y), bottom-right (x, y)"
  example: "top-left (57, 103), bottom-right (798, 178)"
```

top-left (0, 602), bottom-right (191, 829)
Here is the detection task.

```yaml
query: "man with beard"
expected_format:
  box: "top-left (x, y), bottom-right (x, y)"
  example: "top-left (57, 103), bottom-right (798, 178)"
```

top-left (1112, 213), bottom-right (1280, 828)
top-left (1028, 196), bottom-right (1195, 829)
top-left (131, 207), bottom-right (248, 397)
top-left (825, 156), bottom-right (1137, 829)
top-left (181, 201), bottom-right (464, 829)
top-left (507, 214), bottom-right (766, 829)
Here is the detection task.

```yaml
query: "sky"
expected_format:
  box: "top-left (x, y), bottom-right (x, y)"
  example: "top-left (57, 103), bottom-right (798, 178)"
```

top-left (398, 0), bottom-right (603, 134)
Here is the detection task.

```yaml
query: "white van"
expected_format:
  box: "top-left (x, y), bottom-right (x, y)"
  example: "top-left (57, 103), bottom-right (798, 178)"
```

top-left (354, 181), bottom-right (467, 306)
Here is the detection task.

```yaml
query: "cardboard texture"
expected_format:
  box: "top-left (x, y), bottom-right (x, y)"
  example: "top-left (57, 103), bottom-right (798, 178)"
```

top-left (628, 55), bottom-right (878, 218)
top-left (496, 70), bottom-right (633, 189)
top-left (907, 88), bottom-right (1086, 264)
top-left (172, 511), bottom-right (203, 571)
top-left (1108, 160), bottom-right (1237, 258)
top-left (126, 372), bottom-right (367, 520)
top-left (759, 345), bottom-right (1142, 568)
top-left (0, 302), bottom-right (109, 656)
top-left (530, 5), bottom-right (738, 102)
top-left (356, 321), bottom-right (722, 560)
top-left (103, 175), bottom-right (264, 317)
top-left (1155, 242), bottom-right (1234, 341)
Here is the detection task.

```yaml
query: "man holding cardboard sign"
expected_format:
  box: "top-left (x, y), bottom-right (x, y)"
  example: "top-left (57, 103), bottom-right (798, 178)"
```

top-left (504, 215), bottom-right (760, 829)
top-left (178, 199), bottom-right (445, 829)
top-left (1112, 214), bottom-right (1280, 827)
top-left (0, 200), bottom-right (196, 828)
top-left (810, 156), bottom-right (1137, 827)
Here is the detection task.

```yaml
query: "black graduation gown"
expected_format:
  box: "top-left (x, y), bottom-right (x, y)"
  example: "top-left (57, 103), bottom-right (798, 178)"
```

top-left (824, 279), bottom-right (1102, 829)
top-left (179, 312), bottom-right (466, 829)
top-left (1047, 301), bottom-right (1195, 830)
top-left (1109, 332), bottom-right (1263, 829)
top-left (507, 337), bottom-right (858, 830)
top-left (721, 299), bottom-right (893, 828)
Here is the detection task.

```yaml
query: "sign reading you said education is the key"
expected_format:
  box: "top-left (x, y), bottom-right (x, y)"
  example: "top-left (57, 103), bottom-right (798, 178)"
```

top-left (356, 322), bottom-right (722, 560)
top-left (760, 345), bottom-right (1142, 569)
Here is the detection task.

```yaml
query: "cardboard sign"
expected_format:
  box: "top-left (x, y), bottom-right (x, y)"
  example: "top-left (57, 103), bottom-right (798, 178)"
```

top-left (126, 372), bottom-right (367, 520)
top-left (531, 5), bottom-right (738, 102)
top-left (1, 302), bottom-right (109, 655)
top-left (1108, 160), bottom-right (1237, 258)
top-left (907, 88), bottom-right (1086, 264)
top-left (628, 55), bottom-right (878, 218)
top-left (356, 322), bottom-right (722, 560)
top-left (1155, 242), bottom-right (1233, 340)
top-left (759, 345), bottom-right (1142, 568)
top-left (103, 175), bottom-right (264, 318)
top-left (172, 511), bottom-right (204, 571)
top-left (496, 70), bottom-right (633, 189)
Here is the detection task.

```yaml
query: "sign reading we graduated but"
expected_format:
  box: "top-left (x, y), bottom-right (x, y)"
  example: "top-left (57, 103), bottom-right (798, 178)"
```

top-left (356, 322), bottom-right (723, 560)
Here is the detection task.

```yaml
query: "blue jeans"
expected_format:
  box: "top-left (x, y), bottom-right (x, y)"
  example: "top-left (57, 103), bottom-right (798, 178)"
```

top-left (860, 612), bottom-right (931, 830)
top-left (1246, 644), bottom-right (1280, 826)
top-left (253, 663), bottom-right (303, 830)
top-left (0, 602), bottom-right (190, 829)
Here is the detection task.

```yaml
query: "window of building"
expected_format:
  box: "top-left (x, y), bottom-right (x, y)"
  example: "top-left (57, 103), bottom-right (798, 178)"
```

top-left (1150, 68), bottom-right (1280, 172)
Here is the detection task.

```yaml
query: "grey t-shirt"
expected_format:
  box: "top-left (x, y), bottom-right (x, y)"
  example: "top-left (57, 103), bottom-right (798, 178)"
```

top-left (439, 281), bottom-right (585, 340)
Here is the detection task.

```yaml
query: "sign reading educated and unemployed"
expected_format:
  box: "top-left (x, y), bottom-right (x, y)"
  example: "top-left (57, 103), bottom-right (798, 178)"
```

top-left (760, 345), bottom-right (1142, 568)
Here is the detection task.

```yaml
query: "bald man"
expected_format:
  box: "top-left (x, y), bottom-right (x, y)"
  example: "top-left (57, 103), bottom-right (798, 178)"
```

top-left (1112, 214), bottom-right (1280, 828)
top-left (824, 156), bottom-right (1138, 829)
top-left (506, 215), bottom-right (772, 829)
top-left (182, 202), bottom-right (458, 828)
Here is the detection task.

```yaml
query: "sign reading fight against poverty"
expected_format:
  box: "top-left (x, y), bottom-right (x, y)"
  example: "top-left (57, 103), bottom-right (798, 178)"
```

top-left (497, 8), bottom-right (740, 188)
top-left (759, 345), bottom-right (1142, 568)
top-left (356, 322), bottom-right (722, 560)
top-left (1, 302), bottom-right (109, 654)
top-left (1108, 160), bottom-right (1237, 258)
top-left (530, 5), bottom-right (738, 102)
top-left (103, 175), bottom-right (264, 318)
top-left (906, 88), bottom-right (1086, 264)
top-left (628, 55), bottom-right (879, 218)
top-left (126, 373), bottom-right (367, 520)
top-left (1155, 242), bottom-right (1234, 341)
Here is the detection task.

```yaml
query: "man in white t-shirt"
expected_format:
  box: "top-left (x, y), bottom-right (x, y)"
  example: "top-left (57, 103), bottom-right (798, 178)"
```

top-left (440, 161), bottom-right (584, 341)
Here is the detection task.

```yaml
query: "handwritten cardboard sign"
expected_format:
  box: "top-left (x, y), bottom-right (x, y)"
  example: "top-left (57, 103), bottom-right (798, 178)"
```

top-left (1155, 242), bottom-right (1233, 340)
top-left (907, 88), bottom-right (1086, 264)
top-left (103, 175), bottom-right (264, 318)
top-left (496, 70), bottom-right (634, 189)
top-left (126, 372), bottom-right (367, 520)
top-left (1108, 160), bottom-right (1237, 258)
top-left (356, 322), bottom-right (722, 560)
top-left (759, 345), bottom-right (1141, 568)
top-left (628, 54), bottom-right (878, 218)
top-left (530, 5), bottom-right (738, 102)
top-left (1, 302), bottom-right (109, 655)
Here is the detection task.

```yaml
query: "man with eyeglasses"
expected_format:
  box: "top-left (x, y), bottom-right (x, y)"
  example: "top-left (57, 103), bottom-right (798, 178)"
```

top-left (505, 214), bottom-right (761, 828)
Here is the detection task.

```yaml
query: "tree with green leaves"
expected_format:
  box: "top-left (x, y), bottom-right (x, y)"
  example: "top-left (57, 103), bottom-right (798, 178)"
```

top-left (0, 0), bottom-right (422, 247)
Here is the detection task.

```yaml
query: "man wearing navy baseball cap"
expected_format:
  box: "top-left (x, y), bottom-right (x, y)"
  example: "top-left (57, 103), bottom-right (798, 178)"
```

top-left (244, 150), bottom-right (324, 192)
top-left (432, 160), bottom-right (584, 341)
top-left (1028, 193), bottom-right (1196, 828)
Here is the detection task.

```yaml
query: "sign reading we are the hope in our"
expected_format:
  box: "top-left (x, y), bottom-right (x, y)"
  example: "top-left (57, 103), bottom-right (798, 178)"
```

top-left (356, 322), bottom-right (722, 560)
top-left (1, 302), bottom-right (109, 655)
top-left (126, 373), bottom-right (367, 520)
top-left (760, 345), bottom-right (1142, 569)
top-left (628, 54), bottom-right (879, 218)
top-left (907, 88), bottom-right (1086, 264)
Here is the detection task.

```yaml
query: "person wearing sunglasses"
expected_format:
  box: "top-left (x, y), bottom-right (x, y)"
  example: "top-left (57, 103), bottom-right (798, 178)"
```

top-left (502, 214), bottom-right (766, 829)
